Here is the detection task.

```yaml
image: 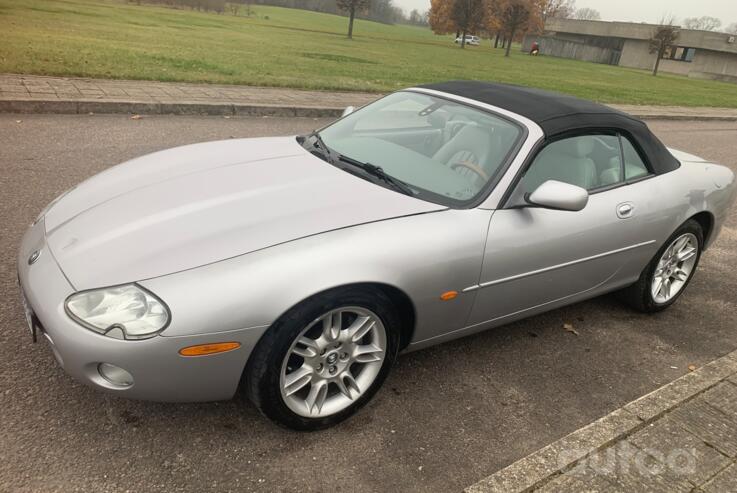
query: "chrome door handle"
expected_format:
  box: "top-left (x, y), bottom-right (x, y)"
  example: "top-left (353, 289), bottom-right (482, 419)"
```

top-left (617, 202), bottom-right (634, 218)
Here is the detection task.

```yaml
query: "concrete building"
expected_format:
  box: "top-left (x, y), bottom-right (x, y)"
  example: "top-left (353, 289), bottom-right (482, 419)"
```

top-left (523, 18), bottom-right (737, 83)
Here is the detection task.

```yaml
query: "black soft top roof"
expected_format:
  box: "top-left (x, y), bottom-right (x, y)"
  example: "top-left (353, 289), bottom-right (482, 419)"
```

top-left (418, 80), bottom-right (680, 174)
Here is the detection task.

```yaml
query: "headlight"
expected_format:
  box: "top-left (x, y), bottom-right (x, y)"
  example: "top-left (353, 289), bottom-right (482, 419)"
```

top-left (65, 284), bottom-right (170, 340)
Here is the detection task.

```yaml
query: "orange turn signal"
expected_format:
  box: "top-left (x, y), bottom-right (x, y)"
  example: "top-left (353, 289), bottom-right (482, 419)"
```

top-left (440, 290), bottom-right (458, 301)
top-left (179, 342), bottom-right (241, 357)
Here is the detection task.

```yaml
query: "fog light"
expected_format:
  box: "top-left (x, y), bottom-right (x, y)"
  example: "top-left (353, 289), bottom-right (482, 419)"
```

top-left (98, 363), bottom-right (134, 387)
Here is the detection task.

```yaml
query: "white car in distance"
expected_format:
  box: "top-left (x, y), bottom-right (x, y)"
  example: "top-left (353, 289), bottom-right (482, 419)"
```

top-left (454, 35), bottom-right (480, 46)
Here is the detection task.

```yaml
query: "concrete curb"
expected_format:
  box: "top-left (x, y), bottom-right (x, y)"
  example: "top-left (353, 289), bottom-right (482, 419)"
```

top-left (2, 98), bottom-right (737, 121)
top-left (465, 350), bottom-right (737, 493)
top-left (0, 99), bottom-right (344, 118)
top-left (629, 114), bottom-right (737, 122)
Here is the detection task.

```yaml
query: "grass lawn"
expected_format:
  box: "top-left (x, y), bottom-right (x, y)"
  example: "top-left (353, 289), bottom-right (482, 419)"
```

top-left (1, 0), bottom-right (737, 107)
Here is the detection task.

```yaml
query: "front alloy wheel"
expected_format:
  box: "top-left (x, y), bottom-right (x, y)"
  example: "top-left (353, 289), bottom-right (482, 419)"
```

top-left (280, 307), bottom-right (387, 418)
top-left (245, 287), bottom-right (399, 430)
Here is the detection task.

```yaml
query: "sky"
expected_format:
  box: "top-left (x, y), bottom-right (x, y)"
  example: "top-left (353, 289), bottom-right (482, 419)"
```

top-left (394, 0), bottom-right (737, 27)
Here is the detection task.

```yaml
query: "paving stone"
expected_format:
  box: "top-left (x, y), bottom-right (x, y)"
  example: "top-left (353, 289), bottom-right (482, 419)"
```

top-left (537, 467), bottom-right (614, 492)
top-left (550, 441), bottom-right (694, 493)
top-left (0, 85), bottom-right (28, 93)
top-left (101, 88), bottom-right (129, 96)
top-left (26, 88), bottom-right (56, 94)
top-left (670, 397), bottom-right (737, 458)
top-left (597, 441), bottom-right (692, 493)
top-left (628, 417), bottom-right (731, 485)
top-left (467, 409), bottom-right (641, 493)
top-left (3, 74), bottom-right (737, 121)
top-left (624, 373), bottom-right (717, 422)
top-left (0, 93), bottom-right (28, 101)
top-left (701, 382), bottom-right (737, 416)
top-left (702, 462), bottom-right (737, 492)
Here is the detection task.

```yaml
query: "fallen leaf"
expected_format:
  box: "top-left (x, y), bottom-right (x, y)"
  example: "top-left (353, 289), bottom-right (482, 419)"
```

top-left (563, 323), bottom-right (579, 335)
top-left (130, 114), bottom-right (142, 120)
top-left (688, 364), bottom-right (697, 372)
top-left (670, 366), bottom-right (678, 369)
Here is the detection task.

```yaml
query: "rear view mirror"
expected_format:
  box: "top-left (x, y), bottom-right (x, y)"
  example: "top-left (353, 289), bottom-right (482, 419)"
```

top-left (342, 106), bottom-right (355, 117)
top-left (527, 180), bottom-right (588, 211)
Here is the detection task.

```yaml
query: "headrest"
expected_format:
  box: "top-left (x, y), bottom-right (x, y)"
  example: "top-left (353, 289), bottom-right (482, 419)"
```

top-left (556, 137), bottom-right (594, 158)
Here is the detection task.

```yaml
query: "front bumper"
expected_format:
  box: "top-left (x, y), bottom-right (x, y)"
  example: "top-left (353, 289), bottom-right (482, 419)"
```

top-left (17, 219), bottom-right (268, 402)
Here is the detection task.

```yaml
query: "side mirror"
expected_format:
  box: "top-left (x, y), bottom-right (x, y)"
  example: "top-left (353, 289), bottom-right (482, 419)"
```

top-left (341, 106), bottom-right (355, 117)
top-left (527, 180), bottom-right (588, 211)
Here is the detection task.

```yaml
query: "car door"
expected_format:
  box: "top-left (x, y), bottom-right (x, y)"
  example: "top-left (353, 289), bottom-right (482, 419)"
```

top-left (466, 132), bottom-right (659, 326)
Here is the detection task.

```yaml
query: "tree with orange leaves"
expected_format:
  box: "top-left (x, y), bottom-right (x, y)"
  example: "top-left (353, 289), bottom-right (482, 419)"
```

top-left (429, 0), bottom-right (458, 35)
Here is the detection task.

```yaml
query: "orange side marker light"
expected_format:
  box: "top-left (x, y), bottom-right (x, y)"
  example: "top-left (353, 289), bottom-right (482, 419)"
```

top-left (440, 291), bottom-right (458, 301)
top-left (179, 342), bottom-right (241, 357)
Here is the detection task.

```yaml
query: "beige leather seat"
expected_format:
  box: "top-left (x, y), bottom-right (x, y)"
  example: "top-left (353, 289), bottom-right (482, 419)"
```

top-left (433, 126), bottom-right (494, 184)
top-left (600, 157), bottom-right (650, 186)
top-left (521, 137), bottom-right (597, 193)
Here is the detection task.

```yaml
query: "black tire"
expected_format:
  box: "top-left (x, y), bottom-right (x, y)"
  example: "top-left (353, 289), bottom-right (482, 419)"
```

top-left (619, 219), bottom-right (703, 313)
top-left (244, 286), bottom-right (400, 431)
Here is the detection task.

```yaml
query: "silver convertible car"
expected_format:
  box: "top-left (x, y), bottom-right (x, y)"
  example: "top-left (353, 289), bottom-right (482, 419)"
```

top-left (18, 81), bottom-right (736, 430)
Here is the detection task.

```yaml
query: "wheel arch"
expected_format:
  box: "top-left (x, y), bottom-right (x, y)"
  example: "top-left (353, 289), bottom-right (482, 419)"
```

top-left (688, 211), bottom-right (714, 249)
top-left (248, 282), bottom-right (417, 361)
top-left (240, 282), bottom-right (417, 394)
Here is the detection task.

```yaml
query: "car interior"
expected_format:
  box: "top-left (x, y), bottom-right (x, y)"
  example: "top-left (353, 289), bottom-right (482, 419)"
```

top-left (518, 134), bottom-right (651, 196)
top-left (348, 101), bottom-right (520, 195)
top-left (321, 92), bottom-right (650, 205)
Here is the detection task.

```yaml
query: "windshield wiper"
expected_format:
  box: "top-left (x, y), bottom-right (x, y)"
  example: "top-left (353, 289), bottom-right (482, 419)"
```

top-left (303, 131), bottom-right (336, 165)
top-left (337, 155), bottom-right (414, 196)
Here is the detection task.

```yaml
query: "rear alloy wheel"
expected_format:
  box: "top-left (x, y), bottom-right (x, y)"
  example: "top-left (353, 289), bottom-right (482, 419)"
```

top-left (619, 219), bottom-right (703, 313)
top-left (651, 233), bottom-right (698, 304)
top-left (245, 288), bottom-right (399, 430)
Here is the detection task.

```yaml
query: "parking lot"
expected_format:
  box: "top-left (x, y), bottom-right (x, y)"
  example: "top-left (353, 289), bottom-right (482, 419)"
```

top-left (1, 114), bottom-right (736, 492)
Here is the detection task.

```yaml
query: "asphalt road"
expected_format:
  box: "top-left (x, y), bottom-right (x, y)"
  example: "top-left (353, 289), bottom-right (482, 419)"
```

top-left (1, 114), bottom-right (736, 493)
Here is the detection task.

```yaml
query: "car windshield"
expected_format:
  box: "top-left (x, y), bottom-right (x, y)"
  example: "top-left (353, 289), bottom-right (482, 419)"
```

top-left (308, 91), bottom-right (523, 207)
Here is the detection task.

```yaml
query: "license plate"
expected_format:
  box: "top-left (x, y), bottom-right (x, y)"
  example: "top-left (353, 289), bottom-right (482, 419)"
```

top-left (19, 288), bottom-right (38, 343)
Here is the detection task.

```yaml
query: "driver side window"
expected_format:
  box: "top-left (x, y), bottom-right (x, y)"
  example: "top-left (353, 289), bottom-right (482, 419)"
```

top-left (519, 134), bottom-right (622, 194)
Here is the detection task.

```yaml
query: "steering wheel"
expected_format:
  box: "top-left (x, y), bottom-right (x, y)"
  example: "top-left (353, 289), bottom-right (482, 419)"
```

top-left (450, 161), bottom-right (490, 181)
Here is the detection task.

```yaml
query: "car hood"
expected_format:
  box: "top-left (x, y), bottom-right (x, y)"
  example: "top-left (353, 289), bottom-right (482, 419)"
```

top-left (44, 137), bottom-right (444, 289)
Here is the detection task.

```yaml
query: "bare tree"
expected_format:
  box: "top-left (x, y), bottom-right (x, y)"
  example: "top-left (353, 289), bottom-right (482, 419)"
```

top-left (407, 8), bottom-right (428, 25)
top-left (452, 0), bottom-right (485, 48)
top-left (336, 0), bottom-right (370, 38)
top-left (726, 22), bottom-right (737, 34)
top-left (683, 16), bottom-right (722, 31)
top-left (538, 0), bottom-right (576, 24)
top-left (650, 18), bottom-right (679, 76)
top-left (574, 7), bottom-right (600, 20)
